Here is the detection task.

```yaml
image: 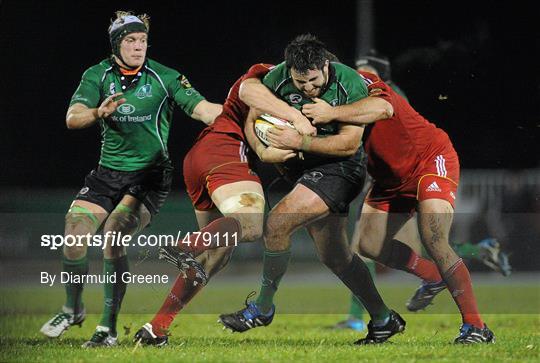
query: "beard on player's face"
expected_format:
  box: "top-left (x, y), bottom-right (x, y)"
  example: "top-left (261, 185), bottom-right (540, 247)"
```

top-left (291, 64), bottom-right (328, 98)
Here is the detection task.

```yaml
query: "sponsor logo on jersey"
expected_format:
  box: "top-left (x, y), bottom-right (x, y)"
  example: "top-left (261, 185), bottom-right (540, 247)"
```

top-left (426, 181), bottom-right (442, 192)
top-left (180, 75), bottom-right (192, 89)
top-left (109, 82), bottom-right (116, 95)
top-left (110, 114), bottom-right (152, 123)
top-left (303, 171), bottom-right (323, 183)
top-left (289, 93), bottom-right (303, 104)
top-left (135, 84), bottom-right (152, 99)
top-left (117, 103), bottom-right (136, 115)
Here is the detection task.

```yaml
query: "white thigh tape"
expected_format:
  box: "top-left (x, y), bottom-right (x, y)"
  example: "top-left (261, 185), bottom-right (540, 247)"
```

top-left (218, 192), bottom-right (265, 214)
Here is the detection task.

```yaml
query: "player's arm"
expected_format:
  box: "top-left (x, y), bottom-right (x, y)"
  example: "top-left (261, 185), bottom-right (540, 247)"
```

top-left (267, 123), bottom-right (364, 158)
top-left (191, 100), bottom-right (223, 125)
top-left (239, 78), bottom-right (316, 135)
top-left (244, 108), bottom-right (297, 163)
top-left (66, 93), bottom-right (125, 129)
top-left (303, 95), bottom-right (393, 126)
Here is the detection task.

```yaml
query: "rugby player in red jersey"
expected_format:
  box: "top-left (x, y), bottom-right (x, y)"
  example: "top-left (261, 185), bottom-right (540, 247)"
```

top-left (133, 63), bottom-right (315, 346)
top-left (269, 70), bottom-right (494, 344)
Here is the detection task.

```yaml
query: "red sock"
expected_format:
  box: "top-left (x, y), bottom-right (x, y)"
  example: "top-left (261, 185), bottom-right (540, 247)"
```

top-left (150, 273), bottom-right (204, 336)
top-left (406, 252), bottom-right (442, 283)
top-left (384, 240), bottom-right (442, 283)
top-left (443, 259), bottom-right (484, 328)
top-left (178, 217), bottom-right (241, 256)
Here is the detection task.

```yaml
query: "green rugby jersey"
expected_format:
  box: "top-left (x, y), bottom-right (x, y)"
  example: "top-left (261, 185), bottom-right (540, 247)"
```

top-left (70, 58), bottom-right (205, 171)
top-left (263, 61), bottom-right (369, 137)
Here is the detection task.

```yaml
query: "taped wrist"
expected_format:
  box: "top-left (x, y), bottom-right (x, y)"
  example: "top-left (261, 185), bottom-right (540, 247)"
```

top-left (300, 135), bottom-right (312, 151)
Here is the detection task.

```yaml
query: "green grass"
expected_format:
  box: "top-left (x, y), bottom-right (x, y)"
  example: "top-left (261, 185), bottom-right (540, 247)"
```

top-left (1, 285), bottom-right (539, 362)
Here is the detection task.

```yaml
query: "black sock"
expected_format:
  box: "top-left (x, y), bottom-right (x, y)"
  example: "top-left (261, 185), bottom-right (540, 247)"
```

top-left (382, 239), bottom-right (414, 271)
top-left (337, 254), bottom-right (391, 322)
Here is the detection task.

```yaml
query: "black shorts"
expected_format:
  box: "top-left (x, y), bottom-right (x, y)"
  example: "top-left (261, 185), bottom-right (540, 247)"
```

top-left (74, 162), bottom-right (173, 215)
top-left (282, 148), bottom-right (368, 214)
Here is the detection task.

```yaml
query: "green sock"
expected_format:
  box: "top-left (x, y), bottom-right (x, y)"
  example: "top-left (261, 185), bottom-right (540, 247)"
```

top-left (453, 242), bottom-right (480, 260)
top-left (348, 259), bottom-right (376, 320)
top-left (99, 255), bottom-right (129, 335)
top-left (62, 255), bottom-right (88, 314)
top-left (255, 249), bottom-right (291, 314)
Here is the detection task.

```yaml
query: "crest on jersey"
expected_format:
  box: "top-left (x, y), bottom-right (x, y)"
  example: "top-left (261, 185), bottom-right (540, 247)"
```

top-left (289, 93), bottom-right (303, 104)
top-left (109, 82), bottom-right (116, 95)
top-left (180, 75), bottom-right (192, 89)
top-left (136, 84), bottom-right (152, 99)
top-left (117, 103), bottom-right (136, 115)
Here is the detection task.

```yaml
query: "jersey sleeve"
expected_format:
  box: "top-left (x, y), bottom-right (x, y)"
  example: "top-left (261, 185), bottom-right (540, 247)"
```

top-left (358, 70), bottom-right (394, 104)
top-left (69, 67), bottom-right (102, 108)
top-left (170, 73), bottom-right (206, 116)
top-left (262, 62), bottom-right (288, 92)
top-left (241, 63), bottom-right (274, 81)
top-left (337, 64), bottom-right (369, 103)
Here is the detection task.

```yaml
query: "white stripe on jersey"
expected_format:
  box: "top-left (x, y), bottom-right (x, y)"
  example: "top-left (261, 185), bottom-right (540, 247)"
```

top-left (239, 141), bottom-right (247, 162)
top-left (359, 73), bottom-right (374, 86)
top-left (435, 155), bottom-right (447, 177)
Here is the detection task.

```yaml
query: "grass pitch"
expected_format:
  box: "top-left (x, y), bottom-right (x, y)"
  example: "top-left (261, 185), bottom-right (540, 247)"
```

top-left (1, 284), bottom-right (539, 362)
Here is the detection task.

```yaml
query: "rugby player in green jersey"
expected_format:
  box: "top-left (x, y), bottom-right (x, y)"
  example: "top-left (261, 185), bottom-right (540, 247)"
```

top-left (39, 11), bottom-right (222, 347)
top-left (219, 34), bottom-right (405, 345)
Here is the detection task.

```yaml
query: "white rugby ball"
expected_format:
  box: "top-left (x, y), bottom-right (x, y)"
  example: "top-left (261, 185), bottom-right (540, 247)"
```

top-left (254, 114), bottom-right (295, 146)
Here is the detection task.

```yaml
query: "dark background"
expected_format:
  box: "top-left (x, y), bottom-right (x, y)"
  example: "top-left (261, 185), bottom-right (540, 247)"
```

top-left (0, 0), bottom-right (538, 188)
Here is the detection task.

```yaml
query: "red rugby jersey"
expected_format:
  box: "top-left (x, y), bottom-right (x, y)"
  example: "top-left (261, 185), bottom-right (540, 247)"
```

top-left (358, 71), bottom-right (455, 188)
top-left (210, 63), bottom-right (274, 137)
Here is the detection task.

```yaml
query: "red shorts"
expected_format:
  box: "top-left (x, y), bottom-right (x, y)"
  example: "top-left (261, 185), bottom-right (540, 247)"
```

top-left (183, 129), bottom-right (261, 211)
top-left (366, 149), bottom-right (460, 213)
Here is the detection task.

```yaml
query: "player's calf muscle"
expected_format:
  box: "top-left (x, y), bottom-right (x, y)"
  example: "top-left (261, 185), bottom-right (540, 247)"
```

top-left (319, 249), bottom-right (352, 274)
top-left (198, 247), bottom-right (234, 277)
top-left (418, 203), bottom-right (457, 270)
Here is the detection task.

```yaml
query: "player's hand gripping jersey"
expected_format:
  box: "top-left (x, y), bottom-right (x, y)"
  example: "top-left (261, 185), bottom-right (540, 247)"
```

top-left (70, 58), bottom-right (205, 171)
top-left (263, 62), bottom-right (369, 169)
top-left (358, 71), bottom-right (460, 210)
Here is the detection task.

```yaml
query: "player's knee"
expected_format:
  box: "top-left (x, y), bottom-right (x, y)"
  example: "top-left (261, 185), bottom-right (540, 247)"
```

top-left (219, 193), bottom-right (264, 241)
top-left (238, 215), bottom-right (263, 242)
top-left (240, 226), bottom-right (262, 242)
top-left (356, 241), bottom-right (380, 261)
top-left (65, 210), bottom-right (99, 235)
top-left (264, 211), bottom-right (291, 239)
top-left (63, 243), bottom-right (87, 260)
top-left (105, 210), bottom-right (141, 234)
